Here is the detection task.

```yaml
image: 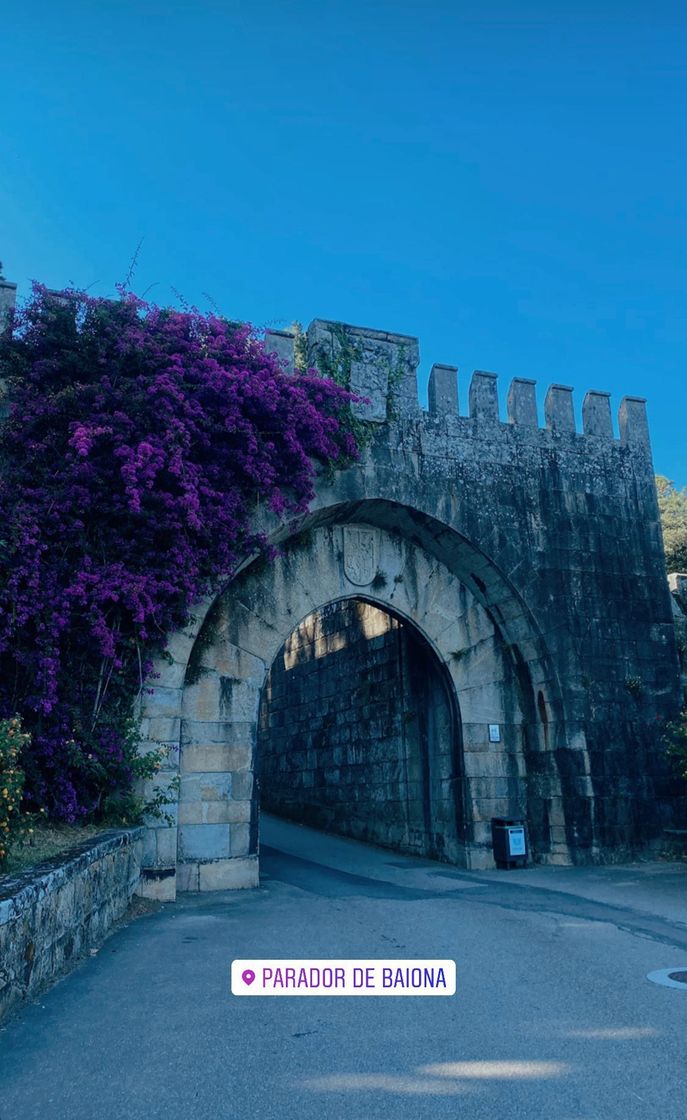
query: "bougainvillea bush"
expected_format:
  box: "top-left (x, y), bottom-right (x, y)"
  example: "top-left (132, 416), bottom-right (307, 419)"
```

top-left (0, 286), bottom-right (358, 821)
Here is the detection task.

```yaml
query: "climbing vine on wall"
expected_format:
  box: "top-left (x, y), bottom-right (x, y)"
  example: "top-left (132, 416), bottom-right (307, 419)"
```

top-left (307, 320), bottom-right (408, 453)
top-left (0, 285), bottom-right (359, 822)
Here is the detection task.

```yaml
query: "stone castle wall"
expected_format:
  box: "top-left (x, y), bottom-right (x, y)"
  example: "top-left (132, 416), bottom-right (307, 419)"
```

top-left (133, 316), bottom-right (685, 891)
top-left (1, 271), bottom-right (683, 892)
top-left (257, 599), bottom-right (459, 859)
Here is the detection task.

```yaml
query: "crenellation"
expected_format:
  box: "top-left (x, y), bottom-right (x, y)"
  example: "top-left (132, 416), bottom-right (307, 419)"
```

top-left (428, 363), bottom-right (458, 416)
top-left (306, 319), bottom-right (420, 423)
top-left (582, 390), bottom-right (614, 438)
top-left (264, 328), bottom-right (295, 374)
top-left (507, 377), bottom-right (538, 427)
top-left (469, 370), bottom-right (499, 422)
top-left (2, 269), bottom-right (679, 882)
top-left (0, 274), bottom-right (644, 455)
top-left (618, 395), bottom-right (650, 450)
top-left (544, 384), bottom-right (576, 433)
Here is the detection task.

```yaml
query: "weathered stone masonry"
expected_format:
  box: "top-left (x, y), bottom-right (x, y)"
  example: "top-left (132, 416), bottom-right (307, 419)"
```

top-left (0, 828), bottom-right (144, 1023)
top-left (133, 317), bottom-right (682, 896)
top-left (1, 276), bottom-right (681, 895)
top-left (258, 600), bottom-right (459, 860)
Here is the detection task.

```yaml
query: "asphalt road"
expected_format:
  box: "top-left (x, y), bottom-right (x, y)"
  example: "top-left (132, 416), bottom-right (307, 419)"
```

top-left (1, 814), bottom-right (686, 1120)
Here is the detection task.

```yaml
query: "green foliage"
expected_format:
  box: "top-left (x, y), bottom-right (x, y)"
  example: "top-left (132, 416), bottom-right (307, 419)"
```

top-left (312, 321), bottom-right (364, 389)
top-left (290, 321), bottom-right (308, 373)
top-left (309, 322), bottom-right (378, 456)
top-left (0, 717), bottom-right (31, 865)
top-left (310, 320), bottom-right (408, 423)
top-left (99, 717), bottom-right (179, 826)
top-left (656, 475), bottom-right (687, 572)
top-left (663, 709), bottom-right (687, 781)
top-left (385, 344), bottom-right (408, 422)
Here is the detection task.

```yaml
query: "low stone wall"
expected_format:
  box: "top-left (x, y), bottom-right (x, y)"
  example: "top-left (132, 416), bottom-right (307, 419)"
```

top-left (0, 827), bottom-right (144, 1024)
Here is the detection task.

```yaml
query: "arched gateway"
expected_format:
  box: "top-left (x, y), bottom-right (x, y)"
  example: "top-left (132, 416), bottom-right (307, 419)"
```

top-left (136, 321), bottom-right (681, 897)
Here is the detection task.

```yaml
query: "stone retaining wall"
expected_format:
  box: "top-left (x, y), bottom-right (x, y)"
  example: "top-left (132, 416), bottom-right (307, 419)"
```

top-left (0, 827), bottom-right (144, 1023)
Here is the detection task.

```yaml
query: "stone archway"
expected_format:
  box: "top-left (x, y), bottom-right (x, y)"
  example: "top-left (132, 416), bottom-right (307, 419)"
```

top-left (137, 504), bottom-right (578, 897)
top-left (257, 597), bottom-right (464, 863)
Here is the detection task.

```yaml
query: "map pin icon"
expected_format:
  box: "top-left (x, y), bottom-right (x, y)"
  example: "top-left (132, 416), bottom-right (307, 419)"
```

top-left (242, 969), bottom-right (256, 986)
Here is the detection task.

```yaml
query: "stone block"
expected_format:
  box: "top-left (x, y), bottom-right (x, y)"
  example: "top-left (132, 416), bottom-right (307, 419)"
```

top-left (507, 378), bottom-right (537, 427)
top-left (182, 673), bottom-right (222, 722)
top-left (231, 771), bottom-right (254, 800)
top-left (618, 396), bottom-right (650, 448)
top-left (204, 800), bottom-right (251, 825)
top-left (469, 370), bottom-right (499, 422)
top-left (264, 328), bottom-right (295, 374)
top-left (155, 827), bottom-right (178, 866)
top-left (582, 390), bottom-right (613, 437)
top-left (178, 824), bottom-right (231, 861)
top-left (181, 742), bottom-right (253, 773)
top-left (181, 772), bottom-right (233, 803)
top-left (428, 363), bottom-right (459, 416)
top-left (544, 384), bottom-right (575, 432)
top-left (466, 844), bottom-right (497, 870)
top-left (141, 685), bottom-right (183, 719)
top-left (164, 627), bottom-right (199, 666)
top-left (147, 717), bottom-right (181, 744)
top-left (176, 862), bottom-right (200, 892)
top-left (178, 801), bottom-right (204, 825)
top-left (198, 857), bottom-right (259, 891)
top-left (136, 872), bottom-right (177, 902)
top-left (230, 822), bottom-right (251, 855)
top-left (140, 771), bottom-right (180, 811)
top-left (181, 718), bottom-right (255, 748)
top-left (141, 825), bottom-right (158, 866)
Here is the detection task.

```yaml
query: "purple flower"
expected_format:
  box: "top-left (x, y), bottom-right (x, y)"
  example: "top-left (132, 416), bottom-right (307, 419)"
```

top-left (0, 285), bottom-right (360, 819)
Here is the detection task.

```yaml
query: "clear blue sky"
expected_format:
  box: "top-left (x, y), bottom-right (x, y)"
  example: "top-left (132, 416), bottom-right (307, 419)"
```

top-left (2, 1), bottom-right (686, 480)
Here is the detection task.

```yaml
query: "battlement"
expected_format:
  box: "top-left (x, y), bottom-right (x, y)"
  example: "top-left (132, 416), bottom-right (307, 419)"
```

top-left (0, 268), bottom-right (651, 453)
top-left (265, 320), bottom-right (651, 451)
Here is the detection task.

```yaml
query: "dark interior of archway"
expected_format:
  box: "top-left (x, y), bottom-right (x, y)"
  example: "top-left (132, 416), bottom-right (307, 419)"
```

top-left (257, 599), bottom-right (465, 862)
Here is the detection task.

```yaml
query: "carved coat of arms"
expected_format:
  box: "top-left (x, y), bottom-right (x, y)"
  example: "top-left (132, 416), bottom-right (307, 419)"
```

top-left (343, 526), bottom-right (378, 586)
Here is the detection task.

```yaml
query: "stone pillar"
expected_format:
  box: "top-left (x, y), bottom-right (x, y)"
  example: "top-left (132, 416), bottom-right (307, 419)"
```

top-left (582, 390), bottom-right (613, 438)
top-left (618, 396), bottom-right (650, 449)
top-left (544, 384), bottom-right (575, 433)
top-left (507, 377), bottom-right (538, 427)
top-left (428, 363), bottom-right (458, 417)
top-left (468, 371), bottom-right (499, 422)
top-left (307, 320), bottom-right (420, 423)
top-left (264, 328), bottom-right (295, 374)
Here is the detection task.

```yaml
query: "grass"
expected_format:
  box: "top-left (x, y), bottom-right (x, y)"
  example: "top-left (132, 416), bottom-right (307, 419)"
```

top-left (0, 821), bottom-right (113, 879)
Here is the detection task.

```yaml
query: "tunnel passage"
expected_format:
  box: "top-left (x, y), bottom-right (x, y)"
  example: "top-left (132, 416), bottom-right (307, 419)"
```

top-left (141, 513), bottom-right (574, 895)
top-left (257, 598), bottom-right (464, 862)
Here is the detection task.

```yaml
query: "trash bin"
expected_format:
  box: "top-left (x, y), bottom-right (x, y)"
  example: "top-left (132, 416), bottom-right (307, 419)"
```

top-left (491, 817), bottom-right (528, 869)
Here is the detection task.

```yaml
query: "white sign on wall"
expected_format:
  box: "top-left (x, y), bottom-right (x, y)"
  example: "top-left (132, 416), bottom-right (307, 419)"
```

top-left (488, 724), bottom-right (501, 743)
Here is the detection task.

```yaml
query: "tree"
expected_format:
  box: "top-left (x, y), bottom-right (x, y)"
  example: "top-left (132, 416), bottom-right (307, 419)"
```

top-left (0, 285), bottom-right (358, 821)
top-left (656, 475), bottom-right (687, 573)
